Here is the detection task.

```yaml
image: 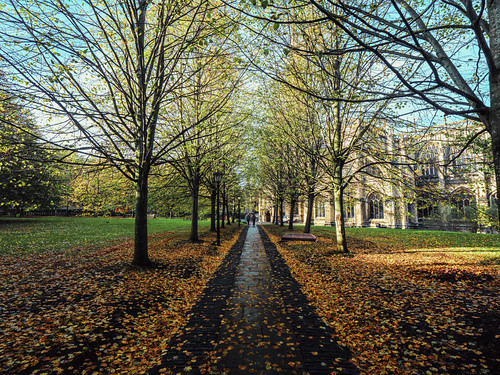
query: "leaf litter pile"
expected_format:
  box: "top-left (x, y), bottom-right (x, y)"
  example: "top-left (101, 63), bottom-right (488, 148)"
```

top-left (0, 225), bottom-right (242, 374)
top-left (264, 226), bottom-right (499, 375)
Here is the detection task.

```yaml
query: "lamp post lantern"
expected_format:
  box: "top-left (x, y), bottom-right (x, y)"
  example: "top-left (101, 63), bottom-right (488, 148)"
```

top-left (214, 172), bottom-right (222, 246)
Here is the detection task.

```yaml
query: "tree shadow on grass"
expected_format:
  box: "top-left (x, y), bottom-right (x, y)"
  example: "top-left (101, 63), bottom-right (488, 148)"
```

top-left (0, 219), bottom-right (34, 227)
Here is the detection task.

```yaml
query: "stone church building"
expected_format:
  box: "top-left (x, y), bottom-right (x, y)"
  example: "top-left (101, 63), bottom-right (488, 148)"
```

top-left (258, 122), bottom-right (498, 232)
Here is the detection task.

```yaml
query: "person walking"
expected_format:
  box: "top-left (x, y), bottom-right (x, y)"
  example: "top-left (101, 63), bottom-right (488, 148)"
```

top-left (251, 212), bottom-right (256, 227)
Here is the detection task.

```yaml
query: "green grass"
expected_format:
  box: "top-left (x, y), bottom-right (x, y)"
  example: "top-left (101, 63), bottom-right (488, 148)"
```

top-left (314, 226), bottom-right (500, 264)
top-left (270, 224), bottom-right (500, 264)
top-left (344, 227), bottom-right (499, 247)
top-left (0, 216), bottom-right (210, 255)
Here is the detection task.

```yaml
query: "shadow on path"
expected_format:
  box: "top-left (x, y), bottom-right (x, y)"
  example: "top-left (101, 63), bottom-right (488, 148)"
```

top-left (149, 225), bottom-right (358, 374)
top-left (148, 226), bottom-right (248, 375)
top-left (258, 226), bottom-right (359, 375)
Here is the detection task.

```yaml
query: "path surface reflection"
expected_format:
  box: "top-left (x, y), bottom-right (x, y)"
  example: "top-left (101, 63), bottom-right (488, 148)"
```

top-left (149, 225), bottom-right (359, 374)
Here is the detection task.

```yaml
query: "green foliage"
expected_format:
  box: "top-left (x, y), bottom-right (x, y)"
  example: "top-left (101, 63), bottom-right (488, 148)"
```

top-left (70, 166), bottom-right (134, 216)
top-left (0, 88), bottom-right (65, 212)
top-left (467, 203), bottom-right (499, 231)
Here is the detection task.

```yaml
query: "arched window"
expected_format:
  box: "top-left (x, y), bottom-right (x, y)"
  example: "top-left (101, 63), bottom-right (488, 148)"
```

top-left (368, 193), bottom-right (384, 219)
top-left (344, 194), bottom-right (355, 219)
top-left (315, 199), bottom-right (325, 217)
top-left (417, 197), bottom-right (439, 218)
top-left (488, 193), bottom-right (498, 207)
top-left (452, 189), bottom-right (475, 215)
top-left (421, 146), bottom-right (438, 177)
top-left (451, 148), bottom-right (475, 173)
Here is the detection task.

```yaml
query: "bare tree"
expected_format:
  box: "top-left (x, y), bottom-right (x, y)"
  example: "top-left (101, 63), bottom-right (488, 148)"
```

top-left (303, 0), bottom-right (500, 224)
top-left (265, 82), bottom-right (327, 233)
top-left (0, 0), bottom-right (212, 265)
top-left (262, 12), bottom-right (400, 252)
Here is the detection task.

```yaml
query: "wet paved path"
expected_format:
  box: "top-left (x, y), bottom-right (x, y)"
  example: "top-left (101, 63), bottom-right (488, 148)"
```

top-left (214, 225), bottom-right (304, 373)
top-left (149, 225), bottom-right (358, 374)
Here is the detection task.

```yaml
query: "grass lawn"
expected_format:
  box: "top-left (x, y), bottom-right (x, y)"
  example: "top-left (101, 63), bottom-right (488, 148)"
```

top-left (264, 225), bottom-right (499, 374)
top-left (0, 216), bottom-right (210, 254)
top-left (279, 224), bottom-right (500, 264)
top-left (317, 226), bottom-right (500, 265)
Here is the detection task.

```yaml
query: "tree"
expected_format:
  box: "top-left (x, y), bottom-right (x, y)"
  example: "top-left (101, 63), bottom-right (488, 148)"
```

top-left (0, 85), bottom-right (65, 212)
top-left (0, 0), bottom-right (213, 265)
top-left (169, 107), bottom-right (246, 241)
top-left (264, 81), bottom-right (327, 233)
top-left (166, 8), bottom-right (247, 242)
top-left (302, 0), bottom-right (500, 225)
top-left (256, 124), bottom-right (289, 227)
top-left (255, 8), bottom-right (400, 252)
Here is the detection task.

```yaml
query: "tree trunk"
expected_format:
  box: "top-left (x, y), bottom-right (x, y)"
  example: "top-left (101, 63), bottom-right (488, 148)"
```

top-left (189, 184), bottom-right (199, 242)
top-left (210, 187), bottom-right (216, 232)
top-left (132, 1), bottom-right (151, 267)
top-left (330, 30), bottom-right (347, 252)
top-left (226, 198), bottom-right (231, 225)
top-left (304, 192), bottom-right (315, 233)
top-left (489, 0), bottom-right (500, 228)
top-left (221, 189), bottom-right (226, 229)
top-left (279, 199), bottom-right (284, 227)
top-left (232, 198), bottom-right (236, 224)
top-left (288, 197), bottom-right (296, 230)
top-left (333, 181), bottom-right (348, 253)
top-left (133, 171), bottom-right (150, 266)
top-left (492, 134), bottom-right (500, 228)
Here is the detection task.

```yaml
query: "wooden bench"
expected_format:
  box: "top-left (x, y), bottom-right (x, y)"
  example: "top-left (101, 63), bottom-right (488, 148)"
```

top-left (279, 233), bottom-right (317, 242)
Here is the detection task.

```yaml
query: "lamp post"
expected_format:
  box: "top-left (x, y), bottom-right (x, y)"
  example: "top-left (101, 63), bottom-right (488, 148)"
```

top-left (214, 172), bottom-right (222, 246)
top-left (238, 197), bottom-right (241, 228)
top-left (232, 191), bottom-right (236, 224)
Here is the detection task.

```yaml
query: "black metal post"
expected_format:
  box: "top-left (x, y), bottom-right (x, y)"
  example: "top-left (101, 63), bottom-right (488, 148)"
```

top-left (238, 197), bottom-right (241, 228)
top-left (216, 180), bottom-right (221, 246)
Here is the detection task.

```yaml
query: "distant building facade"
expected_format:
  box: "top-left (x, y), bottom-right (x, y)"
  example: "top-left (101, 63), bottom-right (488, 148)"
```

top-left (258, 121), bottom-right (498, 232)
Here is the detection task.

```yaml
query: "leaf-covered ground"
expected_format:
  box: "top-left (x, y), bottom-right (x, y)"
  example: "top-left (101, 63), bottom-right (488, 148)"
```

top-left (264, 226), bottom-right (499, 375)
top-left (0, 223), bottom-right (242, 374)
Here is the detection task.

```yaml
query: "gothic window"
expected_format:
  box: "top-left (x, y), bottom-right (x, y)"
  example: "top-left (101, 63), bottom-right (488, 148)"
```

top-left (452, 190), bottom-right (475, 213)
top-left (315, 199), bottom-right (325, 217)
top-left (417, 200), bottom-right (438, 218)
top-left (368, 193), bottom-right (384, 219)
top-left (451, 149), bottom-right (475, 173)
top-left (344, 197), bottom-right (355, 219)
top-left (421, 146), bottom-right (438, 177)
top-left (417, 189), bottom-right (439, 218)
top-left (488, 193), bottom-right (498, 207)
